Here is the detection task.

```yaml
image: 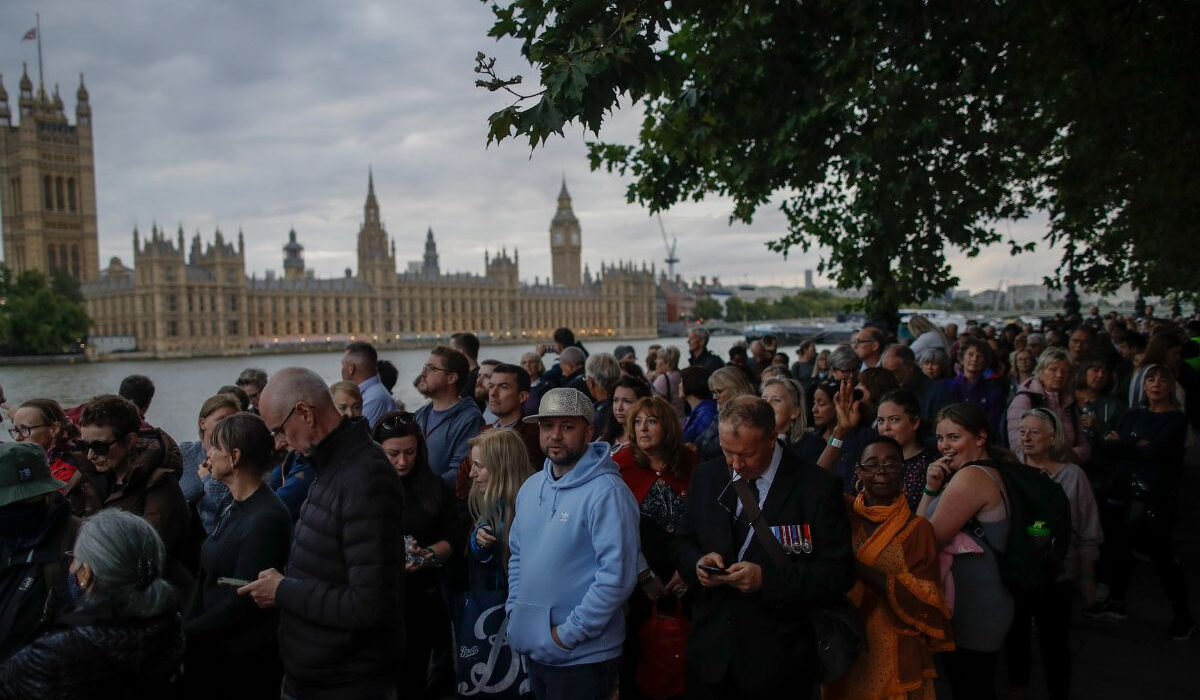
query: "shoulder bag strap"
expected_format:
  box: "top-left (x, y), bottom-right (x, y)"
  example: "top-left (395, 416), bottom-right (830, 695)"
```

top-left (733, 479), bottom-right (790, 568)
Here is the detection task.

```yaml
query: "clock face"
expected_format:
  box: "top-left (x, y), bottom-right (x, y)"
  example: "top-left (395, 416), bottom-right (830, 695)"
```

top-left (553, 232), bottom-right (564, 245)
top-left (570, 233), bottom-right (579, 245)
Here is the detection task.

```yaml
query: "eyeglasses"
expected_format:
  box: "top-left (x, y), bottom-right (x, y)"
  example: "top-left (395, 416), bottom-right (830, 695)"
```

top-left (7, 423), bottom-right (48, 439)
top-left (716, 479), bottom-right (757, 528)
top-left (380, 412), bottom-right (417, 432)
top-left (855, 460), bottom-right (904, 475)
top-left (422, 363), bottom-right (450, 375)
top-left (83, 437), bottom-right (122, 456)
top-left (269, 405), bottom-right (297, 439)
top-left (851, 338), bottom-right (877, 347)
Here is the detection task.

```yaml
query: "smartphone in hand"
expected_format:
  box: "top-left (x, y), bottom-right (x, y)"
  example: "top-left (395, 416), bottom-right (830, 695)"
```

top-left (218, 577), bottom-right (251, 587)
top-left (698, 564), bottom-right (729, 576)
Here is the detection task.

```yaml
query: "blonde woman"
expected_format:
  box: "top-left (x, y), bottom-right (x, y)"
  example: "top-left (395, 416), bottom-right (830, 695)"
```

top-left (908, 314), bottom-right (948, 355)
top-left (651, 345), bottom-right (687, 418)
top-left (328, 380), bottom-right (363, 418)
top-left (695, 366), bottom-right (756, 460)
top-left (467, 429), bottom-right (536, 589)
top-left (761, 377), bottom-right (808, 447)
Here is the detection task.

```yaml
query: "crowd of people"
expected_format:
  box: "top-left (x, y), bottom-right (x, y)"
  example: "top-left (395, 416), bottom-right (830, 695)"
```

top-left (0, 310), bottom-right (1195, 699)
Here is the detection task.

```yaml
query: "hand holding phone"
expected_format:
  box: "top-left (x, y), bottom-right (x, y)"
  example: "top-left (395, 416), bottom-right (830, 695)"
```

top-left (218, 577), bottom-right (251, 587)
top-left (698, 564), bottom-right (728, 576)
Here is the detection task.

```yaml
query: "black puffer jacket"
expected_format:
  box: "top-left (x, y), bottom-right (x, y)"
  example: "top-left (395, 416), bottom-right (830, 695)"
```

top-left (275, 417), bottom-right (405, 699)
top-left (0, 603), bottom-right (183, 699)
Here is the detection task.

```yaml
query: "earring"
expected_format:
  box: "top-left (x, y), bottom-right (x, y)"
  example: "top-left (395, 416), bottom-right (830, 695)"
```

top-left (854, 478), bottom-right (865, 494)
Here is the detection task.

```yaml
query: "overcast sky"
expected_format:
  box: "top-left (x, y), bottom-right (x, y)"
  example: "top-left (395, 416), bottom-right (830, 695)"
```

top-left (0, 0), bottom-right (1062, 293)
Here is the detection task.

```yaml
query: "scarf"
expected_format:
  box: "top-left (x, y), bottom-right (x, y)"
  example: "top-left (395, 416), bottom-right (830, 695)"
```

top-left (852, 492), bottom-right (911, 566)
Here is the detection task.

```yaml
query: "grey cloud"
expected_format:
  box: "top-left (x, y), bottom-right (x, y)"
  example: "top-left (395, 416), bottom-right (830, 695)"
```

top-left (1, 0), bottom-right (1056, 293)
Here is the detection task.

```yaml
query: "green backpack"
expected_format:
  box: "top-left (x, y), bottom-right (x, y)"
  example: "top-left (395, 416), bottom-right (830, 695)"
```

top-left (966, 459), bottom-right (1072, 596)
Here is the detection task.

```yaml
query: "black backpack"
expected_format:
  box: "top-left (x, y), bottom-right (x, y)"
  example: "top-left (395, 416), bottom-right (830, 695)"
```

top-left (966, 459), bottom-right (1072, 596)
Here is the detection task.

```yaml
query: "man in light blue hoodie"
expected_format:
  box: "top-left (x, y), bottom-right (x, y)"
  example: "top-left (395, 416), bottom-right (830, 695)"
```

top-left (507, 387), bottom-right (639, 700)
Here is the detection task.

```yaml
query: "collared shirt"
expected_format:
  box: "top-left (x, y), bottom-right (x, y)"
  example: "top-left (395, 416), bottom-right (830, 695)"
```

top-left (732, 442), bottom-right (784, 560)
top-left (358, 374), bottom-right (396, 429)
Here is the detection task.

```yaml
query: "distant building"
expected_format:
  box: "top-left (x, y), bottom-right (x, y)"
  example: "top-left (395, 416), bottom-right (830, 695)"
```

top-left (83, 177), bottom-right (657, 356)
top-left (0, 66), bottom-right (100, 281)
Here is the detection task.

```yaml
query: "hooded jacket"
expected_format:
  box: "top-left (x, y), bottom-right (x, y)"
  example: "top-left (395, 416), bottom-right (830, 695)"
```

top-left (415, 396), bottom-right (485, 486)
top-left (506, 442), bottom-right (639, 666)
top-left (102, 428), bottom-right (189, 564)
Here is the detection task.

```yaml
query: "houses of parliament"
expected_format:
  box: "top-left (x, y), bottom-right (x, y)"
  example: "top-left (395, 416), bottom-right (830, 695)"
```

top-left (0, 65), bottom-right (657, 357)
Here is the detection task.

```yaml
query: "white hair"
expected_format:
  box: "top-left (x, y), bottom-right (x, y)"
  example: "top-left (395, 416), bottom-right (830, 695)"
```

top-left (73, 509), bottom-right (175, 618)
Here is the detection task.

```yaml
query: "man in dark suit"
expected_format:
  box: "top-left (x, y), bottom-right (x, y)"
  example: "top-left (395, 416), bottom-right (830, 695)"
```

top-left (672, 396), bottom-right (854, 699)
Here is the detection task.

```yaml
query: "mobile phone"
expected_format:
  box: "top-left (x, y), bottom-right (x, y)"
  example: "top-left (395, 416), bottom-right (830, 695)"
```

top-left (698, 564), bottom-right (729, 576)
top-left (218, 577), bottom-right (251, 587)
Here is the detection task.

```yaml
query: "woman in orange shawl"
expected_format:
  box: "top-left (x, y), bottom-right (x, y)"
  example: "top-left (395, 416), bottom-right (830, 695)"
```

top-left (824, 435), bottom-right (954, 700)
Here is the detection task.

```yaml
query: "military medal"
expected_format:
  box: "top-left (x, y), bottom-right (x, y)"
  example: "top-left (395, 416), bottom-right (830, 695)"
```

top-left (800, 523), bottom-right (814, 554)
top-left (770, 524), bottom-right (806, 554)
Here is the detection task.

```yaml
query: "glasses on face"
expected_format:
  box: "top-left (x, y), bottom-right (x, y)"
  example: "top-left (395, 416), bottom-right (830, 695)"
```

top-left (855, 460), bottom-right (904, 475)
top-left (7, 423), bottom-right (48, 439)
top-left (83, 437), bottom-right (122, 457)
top-left (422, 363), bottom-right (449, 375)
top-left (380, 412), bottom-right (417, 432)
top-left (269, 405), bottom-right (298, 439)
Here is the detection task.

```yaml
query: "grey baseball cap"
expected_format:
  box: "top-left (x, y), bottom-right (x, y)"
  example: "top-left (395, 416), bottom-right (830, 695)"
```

top-left (522, 387), bottom-right (595, 425)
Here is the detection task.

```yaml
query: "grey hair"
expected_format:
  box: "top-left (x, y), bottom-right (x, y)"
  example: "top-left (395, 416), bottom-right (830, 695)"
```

top-left (265, 367), bottom-right (336, 416)
top-left (73, 509), bottom-right (174, 618)
top-left (689, 327), bottom-right (711, 344)
top-left (916, 347), bottom-right (951, 374)
top-left (829, 345), bottom-right (858, 371)
top-left (762, 376), bottom-right (808, 442)
top-left (559, 346), bottom-right (586, 368)
top-left (1034, 347), bottom-right (1073, 379)
top-left (1020, 407), bottom-right (1069, 462)
top-left (584, 352), bottom-right (621, 392)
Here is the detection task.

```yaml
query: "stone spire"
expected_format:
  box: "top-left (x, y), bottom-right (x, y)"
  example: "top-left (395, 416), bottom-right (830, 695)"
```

top-left (423, 227), bottom-right (440, 277)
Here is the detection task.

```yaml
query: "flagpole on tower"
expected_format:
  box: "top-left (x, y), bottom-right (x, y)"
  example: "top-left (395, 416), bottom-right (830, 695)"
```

top-left (35, 13), bottom-right (44, 90)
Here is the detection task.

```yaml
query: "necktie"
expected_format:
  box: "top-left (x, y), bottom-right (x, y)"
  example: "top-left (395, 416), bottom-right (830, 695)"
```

top-left (732, 478), bottom-right (759, 555)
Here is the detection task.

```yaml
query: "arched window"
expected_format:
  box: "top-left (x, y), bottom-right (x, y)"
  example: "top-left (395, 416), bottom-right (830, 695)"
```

top-left (55, 177), bottom-right (64, 211)
top-left (71, 246), bottom-right (80, 277)
top-left (60, 247), bottom-right (68, 272)
top-left (47, 244), bottom-right (56, 270)
top-left (67, 178), bottom-right (76, 212)
top-left (43, 175), bottom-right (53, 210)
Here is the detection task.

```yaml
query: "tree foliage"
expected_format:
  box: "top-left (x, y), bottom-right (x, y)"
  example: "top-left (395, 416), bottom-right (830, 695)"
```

top-left (478, 0), bottom-right (1200, 322)
top-left (722, 290), bottom-right (857, 323)
top-left (0, 267), bottom-right (91, 355)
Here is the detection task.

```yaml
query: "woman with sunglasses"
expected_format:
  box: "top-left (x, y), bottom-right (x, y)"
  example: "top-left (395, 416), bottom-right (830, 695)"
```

top-left (824, 435), bottom-right (952, 700)
top-left (373, 410), bottom-right (464, 698)
top-left (183, 412), bottom-right (292, 698)
top-left (918, 402), bottom-right (1013, 700)
top-left (10, 398), bottom-right (102, 517)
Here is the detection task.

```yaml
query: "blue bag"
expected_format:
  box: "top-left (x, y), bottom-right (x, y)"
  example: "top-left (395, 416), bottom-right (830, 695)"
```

top-left (455, 589), bottom-right (531, 699)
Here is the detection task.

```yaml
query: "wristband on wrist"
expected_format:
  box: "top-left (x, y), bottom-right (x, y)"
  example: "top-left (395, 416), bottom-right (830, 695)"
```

top-left (828, 436), bottom-right (844, 449)
top-left (923, 486), bottom-right (943, 497)
top-left (638, 569), bottom-right (656, 585)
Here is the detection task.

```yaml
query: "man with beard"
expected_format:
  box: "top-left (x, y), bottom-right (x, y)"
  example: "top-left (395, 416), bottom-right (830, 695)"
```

top-left (414, 346), bottom-right (485, 486)
top-left (507, 388), bottom-right (639, 699)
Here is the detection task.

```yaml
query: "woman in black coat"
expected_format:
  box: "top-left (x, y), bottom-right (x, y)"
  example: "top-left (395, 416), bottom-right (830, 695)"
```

top-left (182, 412), bottom-right (292, 697)
top-left (0, 508), bottom-right (184, 699)
top-left (374, 411), bottom-right (465, 699)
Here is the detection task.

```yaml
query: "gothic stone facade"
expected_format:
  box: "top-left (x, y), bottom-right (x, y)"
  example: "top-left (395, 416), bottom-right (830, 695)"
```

top-left (81, 176), bottom-right (657, 356)
top-left (0, 66), bottom-right (100, 281)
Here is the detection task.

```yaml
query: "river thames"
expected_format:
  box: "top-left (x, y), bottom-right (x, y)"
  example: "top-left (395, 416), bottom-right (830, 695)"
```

top-left (0, 335), bottom-right (750, 440)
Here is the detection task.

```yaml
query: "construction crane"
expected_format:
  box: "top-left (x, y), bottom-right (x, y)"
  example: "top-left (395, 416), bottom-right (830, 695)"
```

top-left (657, 213), bottom-right (679, 279)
